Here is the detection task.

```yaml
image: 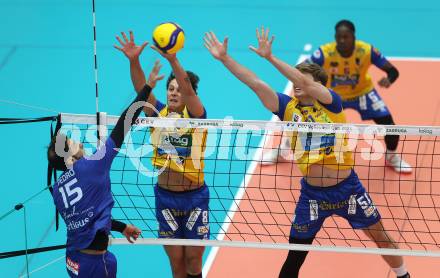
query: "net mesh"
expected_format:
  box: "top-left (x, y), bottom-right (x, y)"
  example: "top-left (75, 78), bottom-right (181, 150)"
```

top-left (58, 113), bottom-right (440, 255)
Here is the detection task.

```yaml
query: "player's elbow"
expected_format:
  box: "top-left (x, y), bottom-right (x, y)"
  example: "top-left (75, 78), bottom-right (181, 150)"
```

top-left (250, 80), bottom-right (277, 112)
top-left (248, 79), bottom-right (267, 93)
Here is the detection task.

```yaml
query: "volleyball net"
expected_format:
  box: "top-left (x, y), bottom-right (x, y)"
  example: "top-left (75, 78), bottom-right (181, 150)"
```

top-left (53, 112), bottom-right (440, 257)
top-left (1, 112), bottom-right (440, 260)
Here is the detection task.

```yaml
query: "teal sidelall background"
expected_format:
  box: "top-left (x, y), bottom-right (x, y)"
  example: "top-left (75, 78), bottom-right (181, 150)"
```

top-left (1, 0), bottom-right (439, 277)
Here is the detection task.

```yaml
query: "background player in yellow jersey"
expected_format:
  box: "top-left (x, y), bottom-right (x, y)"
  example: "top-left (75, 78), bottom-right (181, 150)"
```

top-left (309, 19), bottom-right (411, 173)
top-left (115, 31), bottom-right (208, 278)
top-left (204, 28), bottom-right (410, 278)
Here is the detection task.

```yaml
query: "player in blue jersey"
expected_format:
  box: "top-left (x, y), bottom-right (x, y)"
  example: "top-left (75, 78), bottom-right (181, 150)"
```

top-left (47, 61), bottom-right (164, 277)
top-left (204, 28), bottom-right (410, 278)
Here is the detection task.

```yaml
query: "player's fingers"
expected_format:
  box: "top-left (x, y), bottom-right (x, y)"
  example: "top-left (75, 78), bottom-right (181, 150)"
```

top-left (203, 33), bottom-right (211, 44)
top-left (152, 64), bottom-right (160, 74)
top-left (202, 35), bottom-right (209, 46)
top-left (113, 45), bottom-right (123, 51)
top-left (265, 27), bottom-right (270, 40)
top-left (203, 36), bottom-right (212, 48)
top-left (270, 35), bottom-right (275, 45)
top-left (150, 44), bottom-right (162, 54)
top-left (249, 45), bottom-right (258, 53)
top-left (129, 30), bottom-right (134, 42)
top-left (116, 36), bottom-right (125, 46)
top-left (121, 31), bottom-right (129, 43)
top-left (156, 74), bottom-right (165, 81)
top-left (256, 28), bottom-right (261, 40)
top-left (261, 26), bottom-right (265, 40)
top-left (223, 37), bottom-right (229, 49)
top-left (203, 35), bottom-right (209, 44)
top-left (210, 31), bottom-right (219, 42)
top-left (133, 231), bottom-right (140, 239)
top-left (207, 31), bottom-right (213, 38)
top-left (204, 32), bottom-right (212, 42)
top-left (140, 41), bottom-right (148, 51)
top-left (208, 31), bottom-right (216, 44)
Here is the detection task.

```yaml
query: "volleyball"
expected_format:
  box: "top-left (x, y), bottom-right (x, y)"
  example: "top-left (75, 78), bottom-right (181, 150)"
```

top-left (152, 22), bottom-right (185, 54)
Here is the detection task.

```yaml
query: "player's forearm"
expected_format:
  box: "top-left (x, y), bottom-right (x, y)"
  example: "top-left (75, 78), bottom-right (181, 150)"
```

top-left (384, 65), bottom-right (399, 83)
top-left (221, 55), bottom-right (260, 92)
top-left (267, 54), bottom-right (332, 103)
top-left (267, 54), bottom-right (306, 87)
top-left (130, 58), bottom-right (147, 93)
top-left (111, 219), bottom-right (127, 233)
top-left (168, 58), bottom-right (205, 117)
top-left (221, 55), bottom-right (278, 111)
top-left (110, 84), bottom-right (152, 148)
top-left (168, 58), bottom-right (196, 96)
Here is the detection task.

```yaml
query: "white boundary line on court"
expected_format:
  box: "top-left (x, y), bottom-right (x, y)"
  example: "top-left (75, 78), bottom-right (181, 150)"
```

top-left (18, 255), bottom-right (65, 278)
top-left (202, 50), bottom-right (311, 276)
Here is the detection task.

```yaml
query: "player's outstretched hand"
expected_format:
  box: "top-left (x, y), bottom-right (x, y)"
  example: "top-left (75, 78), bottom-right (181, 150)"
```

top-left (114, 31), bottom-right (148, 61)
top-left (122, 224), bottom-right (141, 243)
top-left (146, 59), bottom-right (165, 89)
top-left (378, 77), bottom-right (391, 88)
top-left (249, 27), bottom-right (274, 59)
top-left (204, 31), bottom-right (229, 61)
top-left (150, 44), bottom-right (177, 62)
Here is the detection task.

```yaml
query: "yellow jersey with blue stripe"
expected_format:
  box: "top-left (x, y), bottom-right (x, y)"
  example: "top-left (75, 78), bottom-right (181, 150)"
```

top-left (150, 100), bottom-right (207, 184)
top-left (310, 40), bottom-right (389, 100)
top-left (275, 90), bottom-right (354, 175)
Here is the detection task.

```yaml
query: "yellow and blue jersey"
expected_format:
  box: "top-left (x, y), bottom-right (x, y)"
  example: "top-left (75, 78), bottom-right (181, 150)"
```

top-left (310, 40), bottom-right (389, 100)
top-left (150, 100), bottom-right (207, 184)
top-left (274, 89), bottom-right (354, 175)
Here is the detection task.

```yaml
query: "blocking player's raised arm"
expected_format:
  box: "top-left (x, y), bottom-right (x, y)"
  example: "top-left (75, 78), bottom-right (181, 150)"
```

top-left (248, 27), bottom-right (333, 105)
top-left (87, 83), bottom-right (153, 172)
top-left (110, 83), bottom-right (152, 149)
top-left (150, 44), bottom-right (205, 118)
top-left (269, 54), bottom-right (333, 104)
top-left (114, 31), bottom-right (163, 116)
top-left (204, 31), bottom-right (279, 113)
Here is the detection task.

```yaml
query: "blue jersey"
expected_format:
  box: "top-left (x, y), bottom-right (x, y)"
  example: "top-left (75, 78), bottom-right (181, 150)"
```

top-left (52, 138), bottom-right (118, 251)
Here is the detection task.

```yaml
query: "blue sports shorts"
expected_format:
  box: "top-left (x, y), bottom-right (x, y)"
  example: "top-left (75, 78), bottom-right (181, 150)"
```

top-left (155, 185), bottom-right (210, 240)
top-left (66, 250), bottom-right (116, 278)
top-left (290, 170), bottom-right (381, 239)
top-left (342, 89), bottom-right (391, 120)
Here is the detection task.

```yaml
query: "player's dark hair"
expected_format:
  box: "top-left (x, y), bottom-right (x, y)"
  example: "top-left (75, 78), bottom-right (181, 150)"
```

top-left (47, 133), bottom-right (69, 171)
top-left (335, 19), bottom-right (355, 34)
top-left (166, 71), bottom-right (200, 93)
top-left (295, 63), bottom-right (328, 85)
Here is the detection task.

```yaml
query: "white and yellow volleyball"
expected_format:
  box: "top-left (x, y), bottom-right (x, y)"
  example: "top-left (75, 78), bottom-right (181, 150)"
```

top-left (152, 22), bottom-right (185, 54)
